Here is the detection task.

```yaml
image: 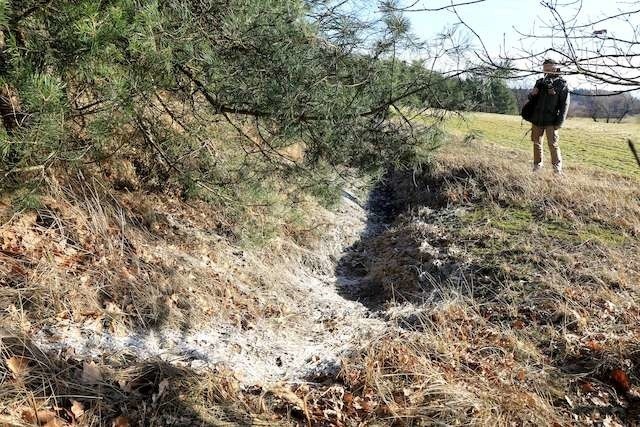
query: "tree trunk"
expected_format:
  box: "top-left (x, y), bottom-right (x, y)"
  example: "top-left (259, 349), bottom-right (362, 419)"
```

top-left (0, 31), bottom-right (27, 135)
top-left (0, 89), bottom-right (26, 135)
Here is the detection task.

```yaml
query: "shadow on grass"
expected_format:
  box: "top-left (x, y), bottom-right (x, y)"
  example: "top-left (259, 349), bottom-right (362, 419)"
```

top-left (334, 165), bottom-right (483, 310)
top-left (333, 162), bottom-right (640, 424)
top-left (0, 334), bottom-right (254, 426)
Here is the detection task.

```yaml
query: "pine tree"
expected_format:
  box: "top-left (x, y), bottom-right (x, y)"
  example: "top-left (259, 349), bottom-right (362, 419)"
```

top-left (0, 0), bottom-right (442, 198)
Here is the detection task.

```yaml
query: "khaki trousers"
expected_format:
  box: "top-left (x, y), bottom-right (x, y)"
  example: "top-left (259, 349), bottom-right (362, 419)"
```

top-left (531, 125), bottom-right (562, 171)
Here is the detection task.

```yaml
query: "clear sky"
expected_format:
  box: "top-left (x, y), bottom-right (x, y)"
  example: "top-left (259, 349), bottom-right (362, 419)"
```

top-left (404, 0), bottom-right (639, 89)
top-left (408, 0), bottom-right (618, 50)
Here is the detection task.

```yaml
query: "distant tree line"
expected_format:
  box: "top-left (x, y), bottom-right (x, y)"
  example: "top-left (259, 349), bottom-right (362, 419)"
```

top-left (513, 88), bottom-right (640, 123)
top-left (392, 61), bottom-right (518, 115)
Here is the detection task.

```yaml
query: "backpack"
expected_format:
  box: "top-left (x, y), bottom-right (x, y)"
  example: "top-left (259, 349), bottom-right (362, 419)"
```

top-left (521, 95), bottom-right (537, 123)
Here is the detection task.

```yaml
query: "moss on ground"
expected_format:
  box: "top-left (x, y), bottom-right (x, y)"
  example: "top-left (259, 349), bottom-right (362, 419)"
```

top-left (461, 205), bottom-right (629, 249)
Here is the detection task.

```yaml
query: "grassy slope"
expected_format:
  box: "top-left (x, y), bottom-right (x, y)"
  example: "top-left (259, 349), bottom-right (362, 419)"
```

top-left (0, 123), bottom-right (354, 425)
top-left (2, 112), bottom-right (640, 426)
top-left (312, 137), bottom-right (640, 425)
top-left (0, 185), bottom-right (354, 426)
top-left (445, 112), bottom-right (640, 176)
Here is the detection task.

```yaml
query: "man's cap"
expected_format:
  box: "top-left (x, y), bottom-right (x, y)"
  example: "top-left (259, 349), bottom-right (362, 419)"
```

top-left (543, 59), bottom-right (558, 66)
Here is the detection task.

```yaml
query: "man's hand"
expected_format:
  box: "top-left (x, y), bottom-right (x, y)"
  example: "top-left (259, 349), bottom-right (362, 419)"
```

top-left (531, 87), bottom-right (540, 96)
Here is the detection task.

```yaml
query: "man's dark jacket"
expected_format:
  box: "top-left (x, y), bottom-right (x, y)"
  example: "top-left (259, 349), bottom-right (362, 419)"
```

top-left (528, 76), bottom-right (570, 127)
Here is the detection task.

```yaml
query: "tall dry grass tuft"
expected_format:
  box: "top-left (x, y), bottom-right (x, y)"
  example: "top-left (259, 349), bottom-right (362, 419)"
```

top-left (0, 171), bottom-right (289, 335)
top-left (291, 141), bottom-right (640, 426)
top-left (0, 330), bottom-right (260, 426)
top-left (0, 163), bottom-right (355, 425)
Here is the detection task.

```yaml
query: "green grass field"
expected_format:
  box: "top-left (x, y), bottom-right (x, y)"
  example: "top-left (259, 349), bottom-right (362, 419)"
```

top-left (445, 112), bottom-right (640, 177)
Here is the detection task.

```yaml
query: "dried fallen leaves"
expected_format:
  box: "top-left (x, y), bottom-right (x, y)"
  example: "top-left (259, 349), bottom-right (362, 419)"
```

top-left (269, 384), bottom-right (311, 423)
top-left (20, 400), bottom-right (87, 426)
top-left (69, 400), bottom-right (85, 421)
top-left (585, 339), bottom-right (605, 353)
top-left (610, 368), bottom-right (631, 393)
top-left (152, 378), bottom-right (170, 403)
top-left (579, 381), bottom-right (595, 394)
top-left (21, 405), bottom-right (129, 427)
top-left (112, 415), bottom-right (130, 427)
top-left (6, 356), bottom-right (30, 379)
top-left (80, 361), bottom-right (102, 385)
top-left (21, 409), bottom-right (66, 427)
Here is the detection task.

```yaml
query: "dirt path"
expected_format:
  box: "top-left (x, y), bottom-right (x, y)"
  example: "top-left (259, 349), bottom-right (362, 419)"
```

top-left (35, 192), bottom-right (390, 386)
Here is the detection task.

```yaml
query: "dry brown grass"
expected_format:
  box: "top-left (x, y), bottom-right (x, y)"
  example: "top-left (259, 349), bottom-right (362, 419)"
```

top-left (296, 141), bottom-right (640, 426)
top-left (0, 160), bottom-right (345, 425)
top-left (0, 330), bottom-right (270, 426)
top-left (0, 173), bottom-right (285, 335)
top-left (3, 134), bottom-right (640, 426)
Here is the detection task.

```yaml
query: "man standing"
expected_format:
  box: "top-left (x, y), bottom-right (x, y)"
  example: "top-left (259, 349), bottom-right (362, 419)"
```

top-left (528, 59), bottom-right (570, 173)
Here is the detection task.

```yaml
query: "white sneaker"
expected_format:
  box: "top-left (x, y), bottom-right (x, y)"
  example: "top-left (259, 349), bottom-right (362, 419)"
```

top-left (533, 164), bottom-right (543, 172)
